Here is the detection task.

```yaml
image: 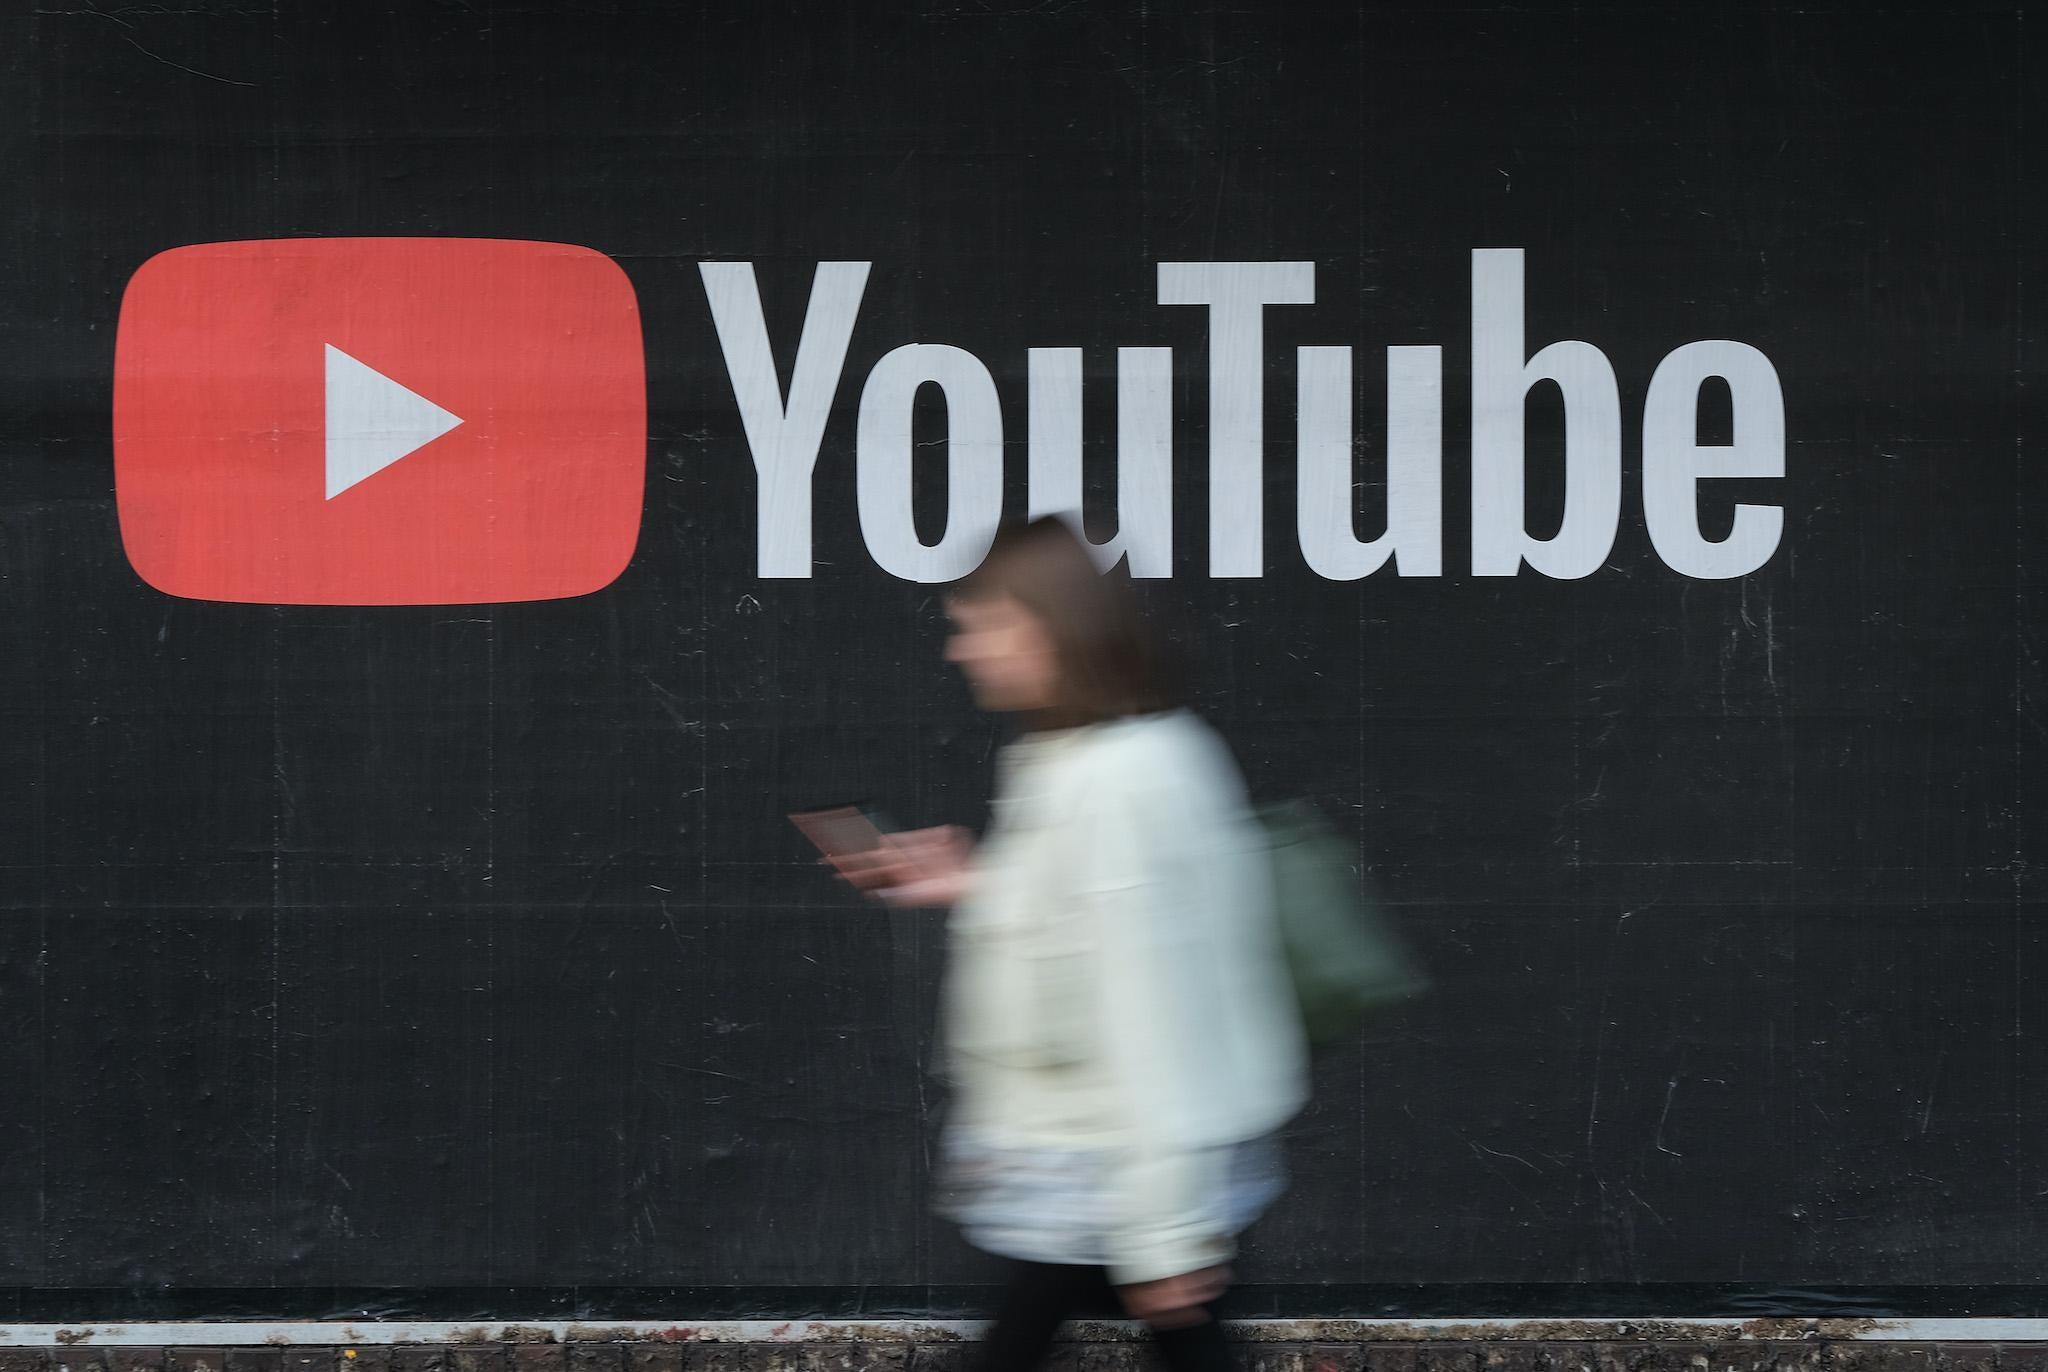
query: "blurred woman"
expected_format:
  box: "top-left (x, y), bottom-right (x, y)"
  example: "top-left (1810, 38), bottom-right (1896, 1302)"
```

top-left (831, 516), bottom-right (1308, 1372)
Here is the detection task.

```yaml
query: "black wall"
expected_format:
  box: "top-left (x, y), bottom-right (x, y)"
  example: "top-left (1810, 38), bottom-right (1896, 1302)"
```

top-left (1, 0), bottom-right (2042, 1320)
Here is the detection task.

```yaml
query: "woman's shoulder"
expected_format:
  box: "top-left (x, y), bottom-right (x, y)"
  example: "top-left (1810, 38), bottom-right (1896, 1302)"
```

top-left (1070, 710), bottom-right (1244, 798)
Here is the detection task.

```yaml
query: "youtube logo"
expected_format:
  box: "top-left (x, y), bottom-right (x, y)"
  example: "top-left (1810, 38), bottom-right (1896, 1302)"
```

top-left (114, 238), bottom-right (645, 605)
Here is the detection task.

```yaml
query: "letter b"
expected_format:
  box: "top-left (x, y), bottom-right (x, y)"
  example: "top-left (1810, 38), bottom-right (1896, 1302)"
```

top-left (1469, 249), bottom-right (1621, 579)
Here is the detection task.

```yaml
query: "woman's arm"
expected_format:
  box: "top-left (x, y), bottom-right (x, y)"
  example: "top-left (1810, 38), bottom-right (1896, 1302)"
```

top-left (824, 825), bottom-right (976, 906)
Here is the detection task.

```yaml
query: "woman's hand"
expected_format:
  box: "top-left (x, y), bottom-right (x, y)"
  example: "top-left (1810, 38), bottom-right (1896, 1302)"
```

top-left (824, 825), bottom-right (976, 907)
top-left (1116, 1265), bottom-right (1231, 1329)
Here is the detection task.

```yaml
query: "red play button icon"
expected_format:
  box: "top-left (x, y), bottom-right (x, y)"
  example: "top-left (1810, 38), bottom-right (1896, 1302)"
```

top-left (114, 237), bottom-right (646, 605)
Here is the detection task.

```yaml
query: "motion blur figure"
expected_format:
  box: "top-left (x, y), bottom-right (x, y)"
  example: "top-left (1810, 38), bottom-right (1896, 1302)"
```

top-left (832, 517), bottom-right (1309, 1372)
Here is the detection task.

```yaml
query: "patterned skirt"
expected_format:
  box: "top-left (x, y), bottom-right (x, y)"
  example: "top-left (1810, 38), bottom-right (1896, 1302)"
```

top-left (932, 1123), bottom-right (1288, 1268)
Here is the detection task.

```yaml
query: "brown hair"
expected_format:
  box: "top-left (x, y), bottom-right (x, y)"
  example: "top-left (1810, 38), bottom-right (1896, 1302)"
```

top-left (949, 515), bottom-right (1183, 730)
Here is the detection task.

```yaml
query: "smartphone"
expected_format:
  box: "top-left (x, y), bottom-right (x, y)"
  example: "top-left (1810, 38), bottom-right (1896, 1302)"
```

top-left (788, 801), bottom-right (894, 858)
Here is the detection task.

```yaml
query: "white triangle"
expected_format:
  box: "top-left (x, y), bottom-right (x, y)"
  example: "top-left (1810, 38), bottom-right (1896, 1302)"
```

top-left (323, 344), bottom-right (465, 499)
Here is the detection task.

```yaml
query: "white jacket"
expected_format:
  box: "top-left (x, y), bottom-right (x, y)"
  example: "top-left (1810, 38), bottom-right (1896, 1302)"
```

top-left (941, 709), bottom-right (1309, 1283)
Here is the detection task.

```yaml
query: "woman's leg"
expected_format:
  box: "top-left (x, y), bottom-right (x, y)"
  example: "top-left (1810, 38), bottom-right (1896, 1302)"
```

top-left (1146, 1305), bottom-right (1235, 1372)
top-left (977, 1260), bottom-right (1112, 1372)
top-left (978, 1260), bottom-right (1238, 1372)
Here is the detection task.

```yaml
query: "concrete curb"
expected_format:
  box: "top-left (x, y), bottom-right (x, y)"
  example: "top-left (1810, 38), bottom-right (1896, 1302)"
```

top-left (8, 1325), bottom-right (2048, 1348)
top-left (0, 1338), bottom-right (2046, 1372)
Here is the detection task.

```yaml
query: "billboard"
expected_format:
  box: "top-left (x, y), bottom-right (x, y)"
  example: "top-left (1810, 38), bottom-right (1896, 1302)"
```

top-left (0, 0), bottom-right (2040, 1321)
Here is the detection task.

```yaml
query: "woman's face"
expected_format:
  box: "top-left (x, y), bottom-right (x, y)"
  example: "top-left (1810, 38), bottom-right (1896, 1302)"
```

top-left (943, 592), bottom-right (1060, 714)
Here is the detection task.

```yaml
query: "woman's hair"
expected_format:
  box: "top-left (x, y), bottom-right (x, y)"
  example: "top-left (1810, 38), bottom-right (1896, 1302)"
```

top-left (950, 515), bottom-right (1183, 729)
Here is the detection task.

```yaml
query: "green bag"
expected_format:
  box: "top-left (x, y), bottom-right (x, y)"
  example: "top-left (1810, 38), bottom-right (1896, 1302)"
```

top-left (1254, 799), bottom-right (1429, 1044)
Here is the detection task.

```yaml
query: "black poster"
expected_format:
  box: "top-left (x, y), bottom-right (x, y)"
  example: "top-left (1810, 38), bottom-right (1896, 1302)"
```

top-left (0, 0), bottom-right (2041, 1320)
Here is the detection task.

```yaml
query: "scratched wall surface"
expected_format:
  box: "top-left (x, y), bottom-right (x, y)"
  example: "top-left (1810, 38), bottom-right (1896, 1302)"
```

top-left (0, 0), bottom-right (2043, 1322)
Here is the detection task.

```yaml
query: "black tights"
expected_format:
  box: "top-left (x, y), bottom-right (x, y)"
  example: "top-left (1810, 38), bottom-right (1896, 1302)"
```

top-left (977, 1260), bottom-right (1235, 1372)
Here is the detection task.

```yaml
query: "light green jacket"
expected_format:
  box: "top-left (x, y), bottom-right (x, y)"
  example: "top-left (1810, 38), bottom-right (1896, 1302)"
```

top-left (941, 709), bottom-right (1309, 1284)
